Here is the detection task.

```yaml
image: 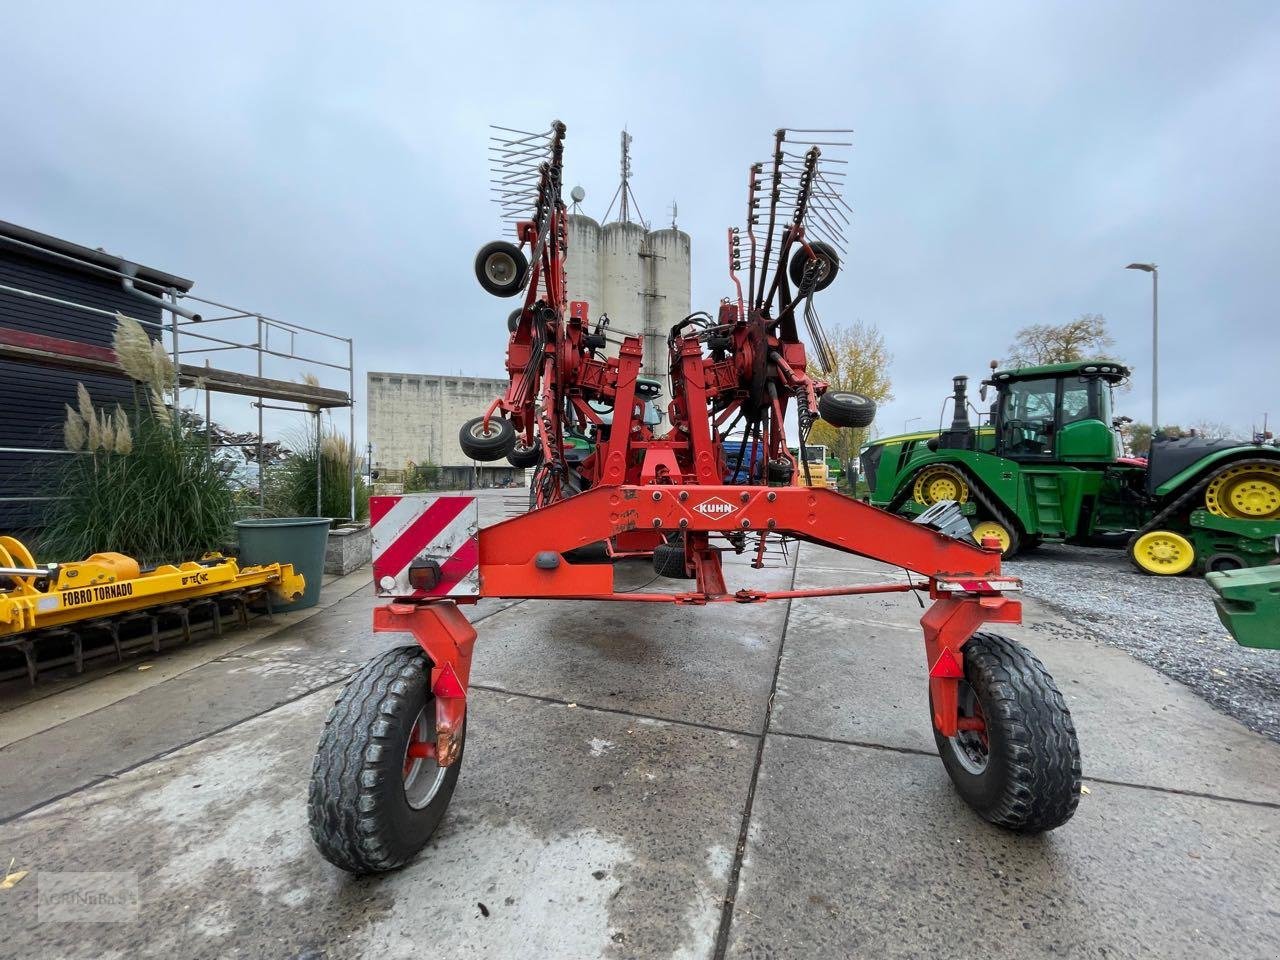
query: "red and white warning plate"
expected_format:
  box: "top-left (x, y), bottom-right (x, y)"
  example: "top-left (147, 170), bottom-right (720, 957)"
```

top-left (371, 495), bottom-right (480, 599)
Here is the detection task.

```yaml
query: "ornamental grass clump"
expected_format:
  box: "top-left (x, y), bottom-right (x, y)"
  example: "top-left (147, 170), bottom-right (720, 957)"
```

top-left (265, 422), bottom-right (369, 523)
top-left (39, 315), bottom-right (236, 564)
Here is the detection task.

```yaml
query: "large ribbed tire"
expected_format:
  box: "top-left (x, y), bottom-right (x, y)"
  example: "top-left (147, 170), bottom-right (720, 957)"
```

top-left (652, 541), bottom-right (692, 579)
top-left (308, 646), bottom-right (465, 874)
top-left (934, 632), bottom-right (1080, 833)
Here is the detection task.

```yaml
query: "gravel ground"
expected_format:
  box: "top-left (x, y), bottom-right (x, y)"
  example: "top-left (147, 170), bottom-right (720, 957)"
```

top-left (1008, 543), bottom-right (1280, 744)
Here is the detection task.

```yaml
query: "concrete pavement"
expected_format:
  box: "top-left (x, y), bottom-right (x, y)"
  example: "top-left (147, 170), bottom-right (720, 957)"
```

top-left (1, 490), bottom-right (1277, 958)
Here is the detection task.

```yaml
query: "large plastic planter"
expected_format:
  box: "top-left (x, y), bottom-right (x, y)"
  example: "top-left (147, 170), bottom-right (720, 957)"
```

top-left (235, 517), bottom-right (331, 611)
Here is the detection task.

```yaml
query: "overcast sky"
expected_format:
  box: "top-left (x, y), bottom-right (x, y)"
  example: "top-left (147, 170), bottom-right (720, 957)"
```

top-left (3, 1), bottom-right (1278, 444)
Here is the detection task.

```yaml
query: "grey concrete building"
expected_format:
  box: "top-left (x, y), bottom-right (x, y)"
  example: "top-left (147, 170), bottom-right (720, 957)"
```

top-left (366, 371), bottom-right (521, 488)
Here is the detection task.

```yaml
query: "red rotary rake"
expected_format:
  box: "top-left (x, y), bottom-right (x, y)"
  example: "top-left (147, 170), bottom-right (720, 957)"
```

top-left (307, 122), bottom-right (1081, 874)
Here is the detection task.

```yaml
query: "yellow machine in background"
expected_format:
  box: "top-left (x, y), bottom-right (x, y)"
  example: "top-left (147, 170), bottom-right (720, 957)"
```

top-left (0, 536), bottom-right (304, 683)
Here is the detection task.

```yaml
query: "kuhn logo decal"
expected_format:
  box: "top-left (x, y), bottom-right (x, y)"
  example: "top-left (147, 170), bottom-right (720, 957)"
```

top-left (694, 497), bottom-right (735, 517)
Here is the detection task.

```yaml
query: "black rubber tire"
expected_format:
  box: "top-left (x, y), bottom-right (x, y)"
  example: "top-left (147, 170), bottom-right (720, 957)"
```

top-left (507, 308), bottom-right (522, 333)
top-left (818, 390), bottom-right (877, 429)
top-left (788, 240), bottom-right (840, 291)
top-left (507, 439), bottom-right (542, 469)
top-left (652, 541), bottom-right (692, 579)
top-left (933, 632), bottom-right (1080, 834)
top-left (1204, 552), bottom-right (1245, 573)
top-left (308, 646), bottom-right (465, 874)
top-left (459, 416), bottom-right (516, 462)
top-left (474, 241), bottom-right (529, 297)
top-left (766, 459), bottom-right (793, 486)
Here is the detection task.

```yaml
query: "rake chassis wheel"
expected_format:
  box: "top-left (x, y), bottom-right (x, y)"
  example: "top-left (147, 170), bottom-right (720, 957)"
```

top-left (309, 646), bottom-right (466, 874)
top-left (933, 632), bottom-right (1081, 833)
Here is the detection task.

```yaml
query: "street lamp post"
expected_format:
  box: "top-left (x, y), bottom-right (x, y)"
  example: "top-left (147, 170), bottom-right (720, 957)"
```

top-left (1126, 262), bottom-right (1159, 432)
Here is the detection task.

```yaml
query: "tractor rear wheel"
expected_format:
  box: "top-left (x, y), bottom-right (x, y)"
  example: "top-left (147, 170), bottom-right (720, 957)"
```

top-left (309, 646), bottom-right (465, 874)
top-left (1204, 462), bottom-right (1280, 520)
top-left (1130, 529), bottom-right (1195, 576)
top-left (934, 632), bottom-right (1080, 833)
top-left (912, 465), bottom-right (970, 506)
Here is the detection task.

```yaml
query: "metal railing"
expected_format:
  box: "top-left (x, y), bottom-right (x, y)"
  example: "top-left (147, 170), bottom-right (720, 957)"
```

top-left (0, 233), bottom-right (357, 519)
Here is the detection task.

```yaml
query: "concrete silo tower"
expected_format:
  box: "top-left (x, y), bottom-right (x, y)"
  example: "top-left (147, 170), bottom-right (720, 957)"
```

top-left (564, 130), bottom-right (690, 428)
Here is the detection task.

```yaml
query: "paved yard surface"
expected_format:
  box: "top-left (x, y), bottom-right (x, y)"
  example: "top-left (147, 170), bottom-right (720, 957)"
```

top-left (1, 490), bottom-right (1277, 959)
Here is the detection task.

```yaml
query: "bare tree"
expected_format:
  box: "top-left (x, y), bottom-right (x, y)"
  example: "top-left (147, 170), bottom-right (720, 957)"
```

top-left (1007, 314), bottom-right (1116, 367)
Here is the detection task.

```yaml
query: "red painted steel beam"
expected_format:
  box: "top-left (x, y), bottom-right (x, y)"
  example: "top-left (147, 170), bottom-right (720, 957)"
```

top-left (478, 484), bottom-right (1002, 600)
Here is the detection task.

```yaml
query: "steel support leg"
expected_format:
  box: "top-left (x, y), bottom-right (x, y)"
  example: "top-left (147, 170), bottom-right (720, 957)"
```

top-left (372, 601), bottom-right (477, 767)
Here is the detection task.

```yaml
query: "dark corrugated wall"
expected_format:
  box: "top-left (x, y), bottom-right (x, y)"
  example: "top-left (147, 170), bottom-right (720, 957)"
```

top-left (0, 249), bottom-right (161, 531)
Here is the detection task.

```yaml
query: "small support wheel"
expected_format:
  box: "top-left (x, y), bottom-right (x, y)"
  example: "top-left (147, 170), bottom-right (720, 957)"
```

top-left (934, 633), bottom-right (1080, 833)
top-left (652, 541), bottom-right (692, 579)
top-left (817, 390), bottom-right (876, 429)
top-left (788, 240), bottom-right (840, 292)
top-left (507, 438), bottom-right (543, 469)
top-left (459, 416), bottom-right (516, 462)
top-left (475, 241), bottom-right (529, 297)
top-left (308, 646), bottom-right (465, 874)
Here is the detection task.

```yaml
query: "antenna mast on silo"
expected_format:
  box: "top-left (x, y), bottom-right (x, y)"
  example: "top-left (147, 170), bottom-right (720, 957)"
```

top-left (602, 128), bottom-right (647, 228)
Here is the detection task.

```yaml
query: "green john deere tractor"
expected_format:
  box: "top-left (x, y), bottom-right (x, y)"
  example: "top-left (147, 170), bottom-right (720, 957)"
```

top-left (860, 360), bottom-right (1280, 575)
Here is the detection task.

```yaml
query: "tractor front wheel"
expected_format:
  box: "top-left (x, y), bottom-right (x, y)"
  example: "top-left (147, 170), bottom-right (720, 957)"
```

top-left (934, 632), bottom-right (1080, 833)
top-left (309, 646), bottom-right (465, 874)
top-left (1129, 530), bottom-right (1195, 576)
top-left (972, 519), bottom-right (1021, 559)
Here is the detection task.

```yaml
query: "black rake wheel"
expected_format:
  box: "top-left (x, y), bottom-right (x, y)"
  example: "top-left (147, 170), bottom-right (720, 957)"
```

top-left (507, 438), bottom-right (543, 469)
top-left (818, 390), bottom-right (877, 429)
top-left (933, 632), bottom-right (1080, 833)
top-left (475, 241), bottom-right (529, 297)
top-left (459, 416), bottom-right (516, 461)
top-left (788, 240), bottom-right (840, 292)
top-left (308, 646), bottom-right (466, 874)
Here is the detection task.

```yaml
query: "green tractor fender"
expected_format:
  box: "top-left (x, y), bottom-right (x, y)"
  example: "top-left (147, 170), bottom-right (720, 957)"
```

top-left (887, 450), bottom-right (1027, 526)
top-left (1154, 447), bottom-right (1280, 498)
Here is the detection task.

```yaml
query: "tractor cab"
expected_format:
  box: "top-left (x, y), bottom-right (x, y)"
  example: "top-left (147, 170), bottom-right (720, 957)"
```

top-left (985, 361), bottom-right (1129, 464)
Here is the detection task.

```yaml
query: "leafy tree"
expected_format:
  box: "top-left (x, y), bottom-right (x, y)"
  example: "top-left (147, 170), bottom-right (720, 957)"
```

top-left (1007, 314), bottom-right (1116, 367)
top-left (807, 321), bottom-right (894, 471)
